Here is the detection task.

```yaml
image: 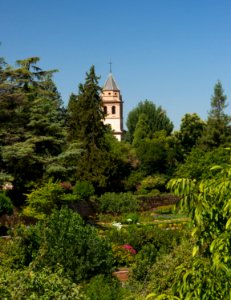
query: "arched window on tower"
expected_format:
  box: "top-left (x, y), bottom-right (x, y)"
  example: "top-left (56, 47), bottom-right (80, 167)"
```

top-left (112, 106), bottom-right (116, 114)
top-left (104, 106), bottom-right (107, 114)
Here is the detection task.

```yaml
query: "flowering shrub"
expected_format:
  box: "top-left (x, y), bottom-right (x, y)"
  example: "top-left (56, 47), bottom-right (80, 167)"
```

top-left (112, 244), bottom-right (136, 266)
top-left (2, 182), bottom-right (13, 191)
top-left (122, 244), bottom-right (136, 255)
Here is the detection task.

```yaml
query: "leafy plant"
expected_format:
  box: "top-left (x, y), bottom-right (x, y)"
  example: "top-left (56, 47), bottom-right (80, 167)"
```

top-left (73, 180), bottom-right (95, 200)
top-left (0, 266), bottom-right (87, 299)
top-left (35, 207), bottom-right (113, 281)
top-left (132, 243), bottom-right (158, 281)
top-left (112, 244), bottom-right (136, 266)
top-left (98, 192), bottom-right (139, 214)
top-left (85, 274), bottom-right (126, 300)
top-left (0, 192), bottom-right (13, 216)
top-left (23, 181), bottom-right (71, 220)
top-left (2, 224), bottom-right (41, 268)
top-left (122, 212), bottom-right (139, 224)
top-left (166, 157), bottom-right (231, 298)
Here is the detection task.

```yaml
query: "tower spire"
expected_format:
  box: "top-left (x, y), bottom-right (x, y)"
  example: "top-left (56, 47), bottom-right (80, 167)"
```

top-left (109, 60), bottom-right (112, 73)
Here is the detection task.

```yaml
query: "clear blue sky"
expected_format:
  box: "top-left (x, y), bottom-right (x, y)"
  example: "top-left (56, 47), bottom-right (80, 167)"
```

top-left (1, 0), bottom-right (231, 130)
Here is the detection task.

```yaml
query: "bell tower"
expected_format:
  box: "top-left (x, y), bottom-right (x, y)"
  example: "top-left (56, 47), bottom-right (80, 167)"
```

top-left (102, 71), bottom-right (123, 141)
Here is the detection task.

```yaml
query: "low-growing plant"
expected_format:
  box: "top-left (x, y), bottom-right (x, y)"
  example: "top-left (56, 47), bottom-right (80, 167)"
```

top-left (98, 192), bottom-right (139, 214)
top-left (121, 212), bottom-right (139, 224)
top-left (155, 205), bottom-right (175, 214)
top-left (23, 181), bottom-right (71, 220)
top-left (132, 243), bottom-right (158, 281)
top-left (0, 266), bottom-right (87, 299)
top-left (137, 175), bottom-right (168, 195)
top-left (73, 180), bottom-right (95, 200)
top-left (0, 192), bottom-right (13, 216)
top-left (112, 244), bottom-right (136, 266)
top-left (85, 274), bottom-right (126, 300)
top-left (106, 224), bottom-right (182, 253)
top-left (1, 224), bottom-right (41, 268)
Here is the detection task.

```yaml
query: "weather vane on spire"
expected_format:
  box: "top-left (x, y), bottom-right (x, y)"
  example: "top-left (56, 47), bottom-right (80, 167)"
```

top-left (109, 60), bottom-right (112, 73)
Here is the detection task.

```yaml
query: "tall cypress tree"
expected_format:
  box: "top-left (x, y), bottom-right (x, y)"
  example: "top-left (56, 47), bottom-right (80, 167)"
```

top-left (67, 66), bottom-right (106, 149)
top-left (67, 66), bottom-right (114, 191)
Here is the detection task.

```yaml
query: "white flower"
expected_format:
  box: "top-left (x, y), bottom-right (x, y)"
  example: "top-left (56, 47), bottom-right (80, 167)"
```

top-left (2, 182), bottom-right (13, 190)
top-left (112, 222), bottom-right (122, 230)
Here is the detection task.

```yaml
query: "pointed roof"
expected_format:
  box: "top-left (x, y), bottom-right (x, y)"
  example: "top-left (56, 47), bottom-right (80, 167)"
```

top-left (103, 73), bottom-right (120, 91)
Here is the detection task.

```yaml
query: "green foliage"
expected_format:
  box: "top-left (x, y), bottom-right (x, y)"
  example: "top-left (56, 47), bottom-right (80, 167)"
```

top-left (112, 244), bottom-right (136, 266)
top-left (175, 146), bottom-right (230, 180)
top-left (155, 205), bottom-right (175, 214)
top-left (36, 207), bottom-right (113, 281)
top-left (133, 113), bottom-right (151, 147)
top-left (0, 57), bottom-right (65, 203)
top-left (122, 212), bottom-right (139, 224)
top-left (67, 67), bottom-right (132, 193)
top-left (135, 131), bottom-right (178, 176)
top-left (98, 192), bottom-right (139, 214)
top-left (85, 274), bottom-right (125, 300)
top-left (124, 170), bottom-right (146, 192)
top-left (1, 224), bottom-right (41, 268)
top-left (166, 157), bottom-right (231, 298)
top-left (199, 81), bottom-right (231, 149)
top-left (132, 243), bottom-right (158, 281)
top-left (106, 224), bottom-right (181, 253)
top-left (67, 66), bottom-right (106, 146)
top-left (45, 142), bottom-right (83, 181)
top-left (145, 239), bottom-right (192, 297)
top-left (126, 100), bottom-right (173, 143)
top-left (0, 192), bottom-right (13, 216)
top-left (73, 180), bottom-right (95, 200)
top-left (176, 113), bottom-right (205, 155)
top-left (0, 266), bottom-right (86, 300)
top-left (138, 175), bottom-right (167, 194)
top-left (23, 181), bottom-right (69, 220)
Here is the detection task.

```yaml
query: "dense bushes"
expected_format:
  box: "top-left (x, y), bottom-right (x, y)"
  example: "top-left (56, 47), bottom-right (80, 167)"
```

top-left (0, 192), bottom-right (13, 216)
top-left (0, 266), bottom-right (87, 300)
top-left (84, 274), bottom-right (126, 300)
top-left (98, 192), bottom-right (139, 214)
top-left (23, 181), bottom-right (70, 220)
top-left (35, 207), bottom-right (113, 281)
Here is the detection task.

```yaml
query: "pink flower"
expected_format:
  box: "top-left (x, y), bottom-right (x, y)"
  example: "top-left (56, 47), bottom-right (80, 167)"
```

top-left (122, 244), bottom-right (136, 254)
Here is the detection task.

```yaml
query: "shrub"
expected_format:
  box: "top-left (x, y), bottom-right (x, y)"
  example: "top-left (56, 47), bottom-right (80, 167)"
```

top-left (35, 207), bottom-right (113, 281)
top-left (146, 239), bottom-right (193, 296)
top-left (73, 180), bottom-right (95, 200)
top-left (121, 212), bottom-right (139, 224)
top-left (112, 244), bottom-right (136, 266)
top-left (2, 224), bottom-right (41, 268)
top-left (0, 266), bottom-right (87, 300)
top-left (0, 192), bottom-right (13, 216)
top-left (23, 181), bottom-right (68, 220)
top-left (137, 175), bottom-right (168, 194)
top-left (155, 205), bottom-right (175, 214)
top-left (85, 274), bottom-right (125, 300)
top-left (106, 224), bottom-right (182, 253)
top-left (132, 243), bottom-right (158, 281)
top-left (98, 192), bottom-right (139, 214)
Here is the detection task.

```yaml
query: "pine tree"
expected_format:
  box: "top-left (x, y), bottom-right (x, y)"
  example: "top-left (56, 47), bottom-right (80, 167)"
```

top-left (0, 57), bottom-right (65, 203)
top-left (199, 81), bottom-right (231, 149)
